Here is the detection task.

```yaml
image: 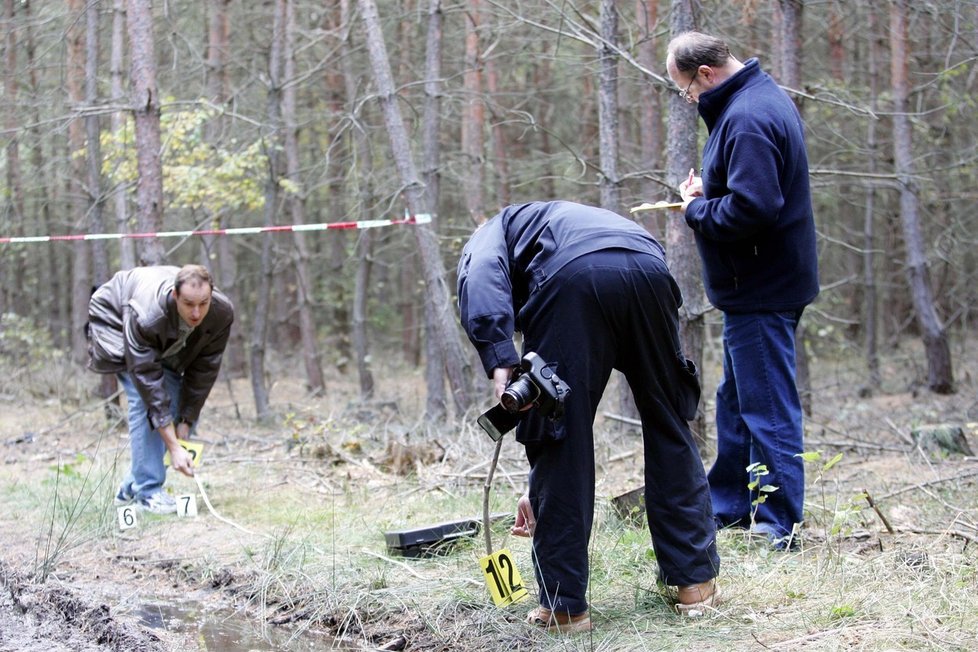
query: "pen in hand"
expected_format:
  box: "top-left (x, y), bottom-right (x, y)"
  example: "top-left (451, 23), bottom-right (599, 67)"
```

top-left (687, 167), bottom-right (695, 188)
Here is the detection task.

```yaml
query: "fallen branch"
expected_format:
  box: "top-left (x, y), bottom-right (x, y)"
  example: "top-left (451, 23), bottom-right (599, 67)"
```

top-left (483, 438), bottom-right (504, 556)
top-left (760, 623), bottom-right (877, 650)
top-left (862, 489), bottom-right (895, 534)
top-left (806, 439), bottom-right (906, 453)
top-left (896, 526), bottom-right (977, 545)
top-left (878, 468), bottom-right (978, 501)
top-left (603, 412), bottom-right (641, 426)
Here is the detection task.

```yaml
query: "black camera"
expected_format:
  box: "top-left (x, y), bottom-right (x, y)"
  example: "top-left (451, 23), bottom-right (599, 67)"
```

top-left (477, 352), bottom-right (570, 441)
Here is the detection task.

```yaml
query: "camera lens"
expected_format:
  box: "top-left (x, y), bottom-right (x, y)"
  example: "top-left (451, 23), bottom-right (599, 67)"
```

top-left (500, 376), bottom-right (539, 413)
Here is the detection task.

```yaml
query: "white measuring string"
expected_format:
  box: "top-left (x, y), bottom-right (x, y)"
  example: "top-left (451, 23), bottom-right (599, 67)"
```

top-left (193, 472), bottom-right (267, 540)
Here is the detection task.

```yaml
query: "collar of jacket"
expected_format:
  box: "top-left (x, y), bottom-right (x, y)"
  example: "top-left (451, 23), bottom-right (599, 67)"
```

top-left (696, 57), bottom-right (765, 130)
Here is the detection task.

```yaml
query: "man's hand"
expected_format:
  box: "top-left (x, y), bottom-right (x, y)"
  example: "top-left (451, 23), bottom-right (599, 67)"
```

top-left (159, 422), bottom-right (194, 477)
top-left (511, 494), bottom-right (536, 537)
top-left (679, 174), bottom-right (703, 209)
top-left (176, 420), bottom-right (192, 441)
top-left (492, 366), bottom-right (516, 403)
top-left (167, 443), bottom-right (195, 477)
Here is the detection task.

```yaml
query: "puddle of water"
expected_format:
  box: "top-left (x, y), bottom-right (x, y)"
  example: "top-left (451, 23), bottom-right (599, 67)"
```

top-left (133, 600), bottom-right (353, 651)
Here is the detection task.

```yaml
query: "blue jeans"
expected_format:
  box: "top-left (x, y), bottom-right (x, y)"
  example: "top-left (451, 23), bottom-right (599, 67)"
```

top-left (117, 369), bottom-right (185, 499)
top-left (707, 310), bottom-right (805, 540)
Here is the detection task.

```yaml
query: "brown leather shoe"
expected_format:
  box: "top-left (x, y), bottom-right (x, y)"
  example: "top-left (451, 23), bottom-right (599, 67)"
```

top-left (676, 580), bottom-right (721, 617)
top-left (526, 606), bottom-right (592, 633)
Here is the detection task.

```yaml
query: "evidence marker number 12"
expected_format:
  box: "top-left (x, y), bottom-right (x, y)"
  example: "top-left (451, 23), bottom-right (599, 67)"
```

top-left (480, 548), bottom-right (529, 607)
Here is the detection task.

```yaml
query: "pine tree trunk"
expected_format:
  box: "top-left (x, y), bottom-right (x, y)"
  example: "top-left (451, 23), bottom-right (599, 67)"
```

top-left (358, 0), bottom-right (477, 416)
top-left (340, 0), bottom-right (377, 400)
top-left (3, 0), bottom-right (23, 316)
top-left (889, 0), bottom-right (954, 394)
top-left (250, 0), bottom-right (287, 421)
top-left (420, 0), bottom-right (447, 418)
top-left (666, 0), bottom-right (708, 449)
top-left (110, 0), bottom-right (136, 270)
top-left (461, 0), bottom-right (485, 223)
top-left (67, 0), bottom-right (90, 364)
top-left (863, 4), bottom-right (882, 390)
top-left (201, 0), bottom-right (246, 377)
top-left (283, 0), bottom-right (325, 395)
top-left (125, 0), bottom-right (165, 266)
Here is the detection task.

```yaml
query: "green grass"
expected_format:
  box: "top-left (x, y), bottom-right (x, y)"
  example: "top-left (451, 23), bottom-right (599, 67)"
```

top-left (1, 341), bottom-right (977, 651)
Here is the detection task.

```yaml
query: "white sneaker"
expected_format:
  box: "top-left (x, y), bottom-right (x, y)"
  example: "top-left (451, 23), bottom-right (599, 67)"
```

top-left (137, 491), bottom-right (177, 515)
top-left (113, 486), bottom-right (135, 506)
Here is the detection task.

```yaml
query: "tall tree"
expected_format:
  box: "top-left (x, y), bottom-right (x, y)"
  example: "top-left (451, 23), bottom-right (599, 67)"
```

top-left (358, 0), bottom-right (477, 416)
top-left (635, 0), bottom-right (662, 207)
top-left (666, 0), bottom-right (708, 447)
top-left (125, 0), bottom-right (165, 265)
top-left (283, 0), bottom-right (325, 395)
top-left (772, 0), bottom-right (812, 417)
top-left (202, 0), bottom-right (246, 377)
top-left (889, 0), bottom-right (954, 393)
top-left (67, 0), bottom-right (91, 363)
top-left (862, 2), bottom-right (882, 390)
top-left (461, 0), bottom-right (485, 222)
top-left (250, 0), bottom-right (287, 421)
top-left (85, 0), bottom-right (118, 405)
top-left (86, 0), bottom-right (108, 284)
top-left (23, 0), bottom-right (64, 346)
top-left (342, 5), bottom-right (380, 409)
top-left (597, 0), bottom-right (620, 212)
top-left (2, 0), bottom-right (23, 315)
top-left (596, 0), bottom-right (636, 423)
top-left (110, 0), bottom-right (136, 270)
top-left (420, 0), bottom-right (447, 417)
top-left (484, 50), bottom-right (511, 207)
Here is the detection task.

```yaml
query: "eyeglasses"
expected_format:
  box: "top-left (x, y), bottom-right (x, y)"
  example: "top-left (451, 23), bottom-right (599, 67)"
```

top-left (679, 71), bottom-right (698, 104)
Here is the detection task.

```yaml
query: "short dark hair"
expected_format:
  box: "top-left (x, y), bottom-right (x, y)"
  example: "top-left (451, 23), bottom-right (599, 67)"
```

top-left (669, 32), bottom-right (731, 74)
top-left (174, 264), bottom-right (213, 295)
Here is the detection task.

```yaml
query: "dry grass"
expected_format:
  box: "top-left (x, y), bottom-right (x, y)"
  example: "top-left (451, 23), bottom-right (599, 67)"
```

top-left (0, 336), bottom-right (976, 651)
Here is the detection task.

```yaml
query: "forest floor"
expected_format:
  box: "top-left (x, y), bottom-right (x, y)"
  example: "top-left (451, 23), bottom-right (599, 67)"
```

top-left (0, 334), bottom-right (977, 651)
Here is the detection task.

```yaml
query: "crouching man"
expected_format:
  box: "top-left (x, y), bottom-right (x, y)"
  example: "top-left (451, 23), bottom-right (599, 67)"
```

top-left (88, 264), bottom-right (234, 514)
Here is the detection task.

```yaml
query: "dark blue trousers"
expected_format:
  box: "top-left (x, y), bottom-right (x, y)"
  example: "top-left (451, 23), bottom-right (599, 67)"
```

top-left (516, 249), bottom-right (719, 615)
top-left (708, 310), bottom-right (805, 543)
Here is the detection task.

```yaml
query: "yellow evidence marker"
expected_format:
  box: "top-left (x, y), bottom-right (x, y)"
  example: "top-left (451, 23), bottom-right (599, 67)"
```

top-left (480, 548), bottom-right (529, 607)
top-left (163, 438), bottom-right (204, 468)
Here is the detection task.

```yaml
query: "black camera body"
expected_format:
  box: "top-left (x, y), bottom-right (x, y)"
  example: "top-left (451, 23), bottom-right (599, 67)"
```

top-left (500, 352), bottom-right (569, 417)
top-left (477, 352), bottom-right (570, 441)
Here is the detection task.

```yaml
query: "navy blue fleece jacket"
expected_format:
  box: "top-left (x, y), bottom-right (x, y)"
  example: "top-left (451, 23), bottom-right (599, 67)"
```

top-left (685, 58), bottom-right (819, 313)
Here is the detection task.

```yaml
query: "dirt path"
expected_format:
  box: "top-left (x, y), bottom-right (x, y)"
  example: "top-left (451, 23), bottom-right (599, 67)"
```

top-left (0, 561), bottom-right (170, 651)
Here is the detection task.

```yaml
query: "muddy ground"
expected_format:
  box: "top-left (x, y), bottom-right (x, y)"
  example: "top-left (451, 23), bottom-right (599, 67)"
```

top-left (1, 338), bottom-right (977, 651)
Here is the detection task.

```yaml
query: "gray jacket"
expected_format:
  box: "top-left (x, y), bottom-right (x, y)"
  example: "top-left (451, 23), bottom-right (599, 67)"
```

top-left (87, 266), bottom-right (234, 430)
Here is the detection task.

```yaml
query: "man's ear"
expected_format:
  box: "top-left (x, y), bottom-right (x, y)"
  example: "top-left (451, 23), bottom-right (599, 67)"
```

top-left (698, 64), bottom-right (717, 86)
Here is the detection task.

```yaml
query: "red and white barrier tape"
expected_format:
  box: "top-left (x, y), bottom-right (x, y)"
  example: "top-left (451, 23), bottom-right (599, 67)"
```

top-left (0, 213), bottom-right (432, 244)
